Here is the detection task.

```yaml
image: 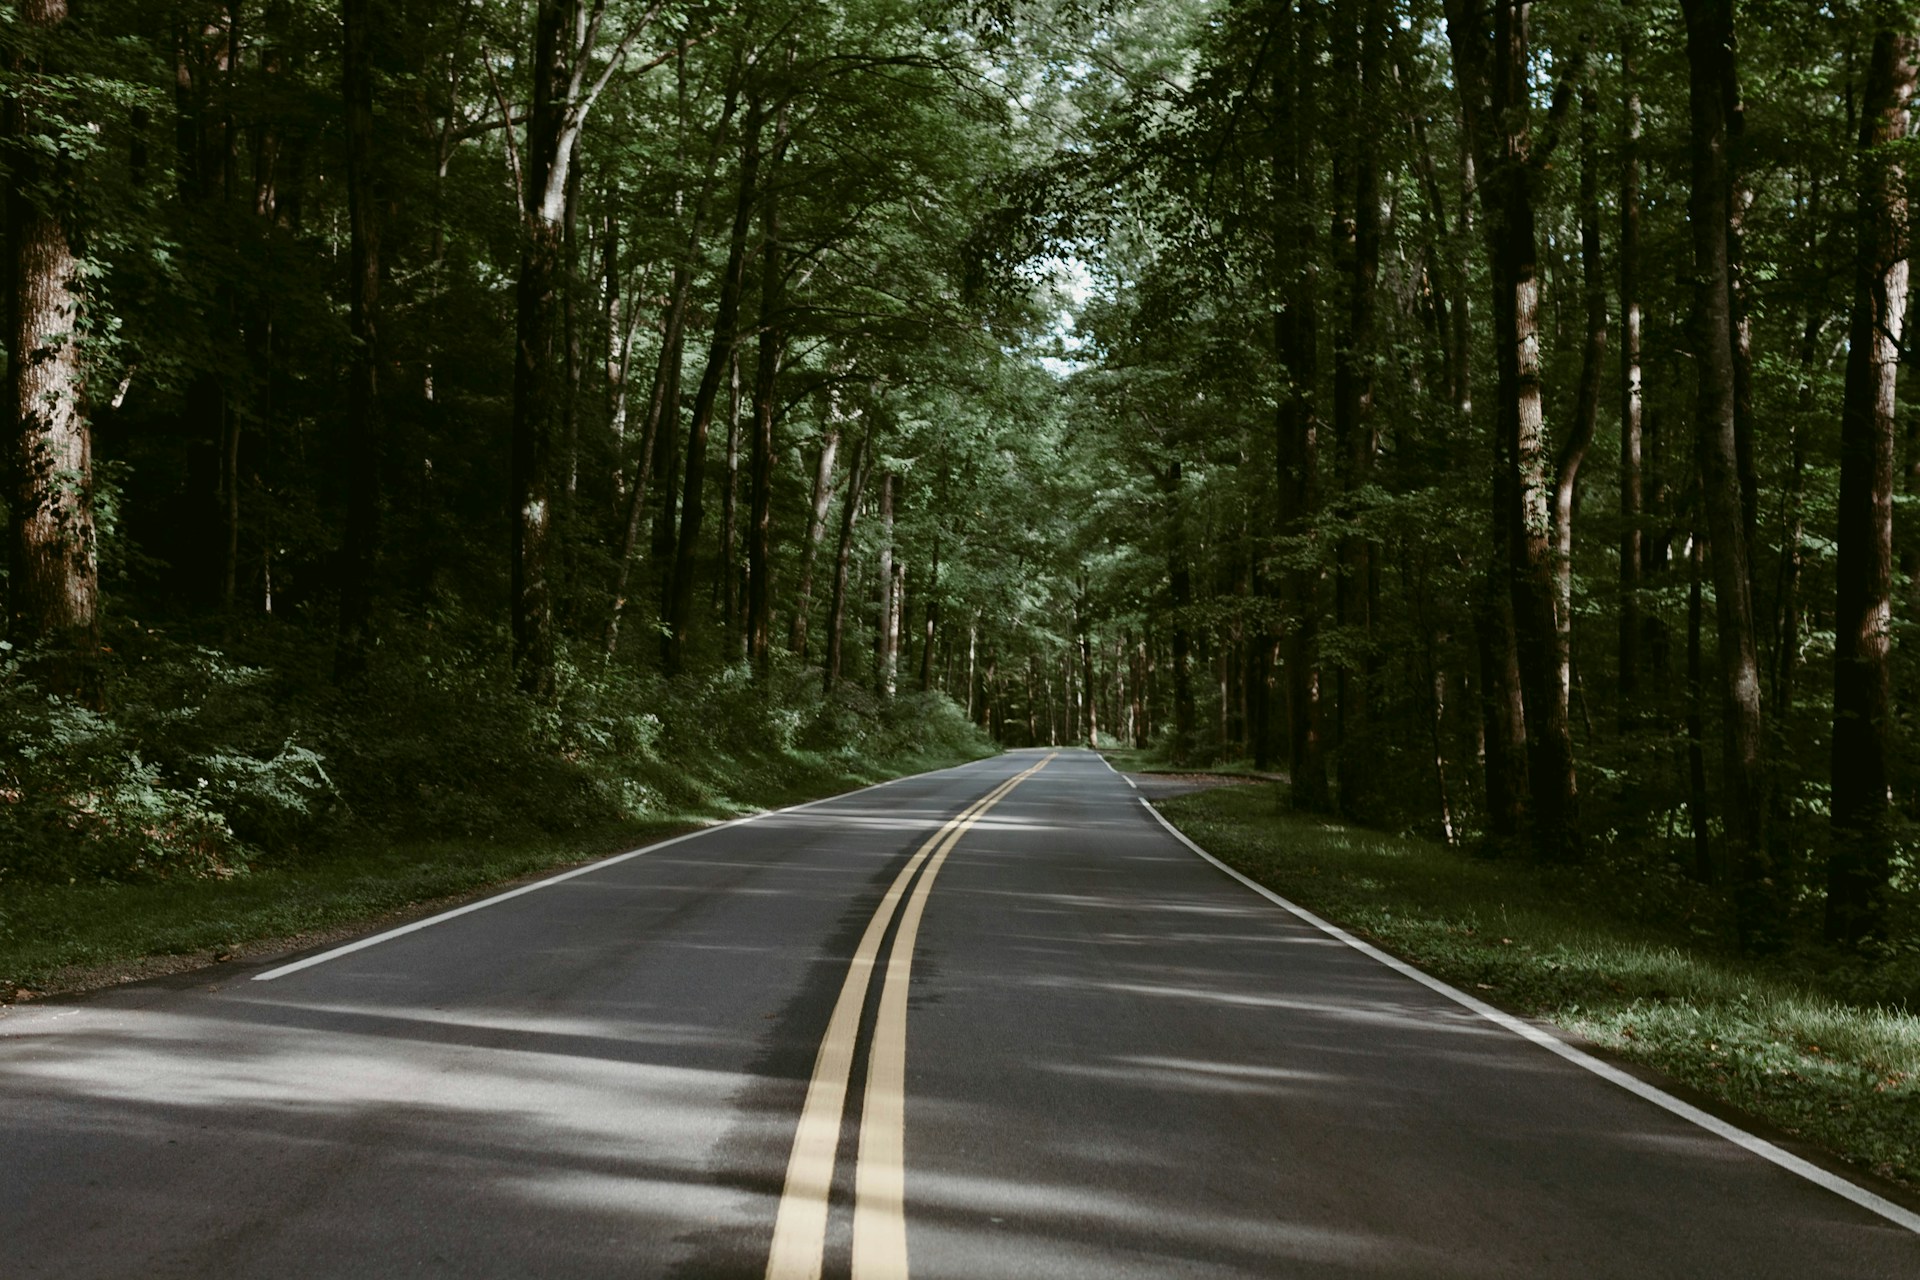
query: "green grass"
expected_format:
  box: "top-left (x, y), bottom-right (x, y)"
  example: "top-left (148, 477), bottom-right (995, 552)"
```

top-left (1154, 782), bottom-right (1920, 1190)
top-left (0, 740), bottom-right (991, 996)
top-left (1098, 745), bottom-right (1278, 777)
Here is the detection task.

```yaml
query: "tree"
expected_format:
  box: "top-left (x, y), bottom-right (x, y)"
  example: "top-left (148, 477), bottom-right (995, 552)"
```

top-left (1617, 3), bottom-right (1644, 718)
top-left (822, 419), bottom-right (874, 692)
top-left (1681, 0), bottom-right (1776, 947)
top-left (6, 0), bottom-right (100, 703)
top-left (1552, 69), bottom-right (1604, 734)
top-left (664, 87), bottom-right (763, 673)
top-left (1330, 0), bottom-right (1384, 817)
top-left (1444, 0), bottom-right (1579, 861)
top-left (1827, 19), bottom-right (1917, 948)
top-left (744, 90), bottom-right (789, 671)
top-left (334, 0), bottom-right (386, 683)
top-left (1272, 0), bottom-right (1330, 811)
top-left (512, 0), bottom-right (664, 695)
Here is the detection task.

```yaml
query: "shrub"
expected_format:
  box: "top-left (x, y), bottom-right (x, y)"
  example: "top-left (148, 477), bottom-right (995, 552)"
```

top-left (0, 623), bottom-right (992, 887)
top-left (0, 641), bottom-right (331, 880)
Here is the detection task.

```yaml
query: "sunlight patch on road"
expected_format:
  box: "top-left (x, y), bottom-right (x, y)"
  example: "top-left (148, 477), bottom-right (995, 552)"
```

top-left (898, 1167), bottom-right (1468, 1272)
top-left (1036, 977), bottom-right (1513, 1038)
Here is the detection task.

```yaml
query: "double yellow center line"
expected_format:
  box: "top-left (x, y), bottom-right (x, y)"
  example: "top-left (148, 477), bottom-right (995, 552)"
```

top-left (765, 754), bottom-right (1054, 1280)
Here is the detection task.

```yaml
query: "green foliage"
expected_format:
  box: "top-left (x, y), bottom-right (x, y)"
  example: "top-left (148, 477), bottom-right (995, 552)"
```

top-left (0, 619), bottom-right (991, 892)
top-left (0, 641), bottom-right (334, 881)
top-left (8, 0), bottom-right (1918, 1014)
top-left (0, 624), bottom-right (992, 991)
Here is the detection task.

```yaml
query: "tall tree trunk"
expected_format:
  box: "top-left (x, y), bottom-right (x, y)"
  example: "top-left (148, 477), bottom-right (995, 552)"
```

top-left (1906, 272), bottom-right (1920, 619)
top-left (1772, 410), bottom-right (1811, 732)
top-left (1687, 517), bottom-right (1714, 882)
top-left (875, 471), bottom-right (897, 696)
top-left (1080, 621), bottom-right (1099, 747)
top-left (221, 397), bottom-right (241, 611)
top-left (665, 102), bottom-right (764, 674)
top-left (1552, 77), bottom-right (1605, 727)
top-left (174, 13), bottom-right (241, 610)
top-left (1166, 460), bottom-right (1195, 765)
top-left (509, 0), bottom-right (572, 696)
top-left (720, 349), bottom-right (742, 654)
top-left (985, 651), bottom-right (1000, 739)
top-left (1272, 0), bottom-right (1330, 810)
top-left (1052, 652), bottom-right (1067, 740)
top-left (1765, 319), bottom-right (1816, 882)
top-left (891, 560), bottom-right (906, 687)
top-left (1643, 406), bottom-right (1674, 696)
top-left (1130, 633), bottom-right (1148, 748)
top-left (648, 328), bottom-right (683, 615)
top-left (863, 547), bottom-right (883, 685)
top-left (602, 209), bottom-right (624, 456)
top-left (1474, 550), bottom-right (1529, 844)
top-left (1771, 307), bottom-right (1824, 709)
top-left (607, 68), bottom-right (738, 657)
top-left (1142, 628), bottom-right (1158, 746)
top-left (1024, 652), bottom-right (1038, 745)
top-left (745, 102), bottom-right (788, 672)
top-left (606, 263), bottom-right (687, 656)
top-left (1413, 553), bottom-right (1457, 844)
top-left (823, 424), bottom-right (873, 693)
top-left (6, 0), bottom-right (99, 703)
top-left (1059, 647), bottom-right (1071, 739)
top-left (1247, 561), bottom-right (1274, 770)
top-left (1618, 9), bottom-right (1644, 719)
top-left (560, 157), bottom-right (584, 513)
top-left (1445, 0), bottom-right (1578, 861)
top-left (334, 0), bottom-right (383, 683)
top-left (788, 418), bottom-right (841, 657)
top-left (967, 618), bottom-right (978, 722)
top-left (1727, 72), bottom-right (1760, 585)
top-left (1332, 0), bottom-right (1383, 818)
top-left (919, 533), bottom-right (939, 692)
top-left (1682, 0), bottom-right (1776, 948)
top-left (1827, 26), bottom-right (1917, 947)
top-left (1414, 42), bottom-right (1518, 842)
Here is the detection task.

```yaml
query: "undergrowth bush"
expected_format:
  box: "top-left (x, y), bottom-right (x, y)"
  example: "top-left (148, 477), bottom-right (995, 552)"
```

top-left (0, 641), bottom-right (331, 880)
top-left (0, 620), bottom-right (991, 888)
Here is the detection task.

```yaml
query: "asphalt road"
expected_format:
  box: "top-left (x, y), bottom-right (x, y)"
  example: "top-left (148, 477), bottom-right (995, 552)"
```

top-left (4, 748), bottom-right (1917, 1277)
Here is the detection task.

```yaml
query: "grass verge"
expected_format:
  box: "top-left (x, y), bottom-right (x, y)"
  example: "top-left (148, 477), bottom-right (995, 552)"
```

top-left (1151, 780), bottom-right (1920, 1192)
top-left (1098, 746), bottom-right (1279, 778)
top-left (0, 739), bottom-right (991, 1000)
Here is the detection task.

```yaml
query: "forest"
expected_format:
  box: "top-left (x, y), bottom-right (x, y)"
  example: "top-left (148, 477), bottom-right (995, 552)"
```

top-left (5, 0), bottom-right (1920, 977)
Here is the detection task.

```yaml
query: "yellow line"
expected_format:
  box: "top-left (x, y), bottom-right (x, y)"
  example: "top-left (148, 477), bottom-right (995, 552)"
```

top-left (764, 757), bottom-right (1049, 1280)
top-left (852, 753), bottom-right (1054, 1280)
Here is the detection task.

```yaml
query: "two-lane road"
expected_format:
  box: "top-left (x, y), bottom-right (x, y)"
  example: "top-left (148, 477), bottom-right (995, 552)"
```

top-left (4, 749), bottom-right (1916, 1276)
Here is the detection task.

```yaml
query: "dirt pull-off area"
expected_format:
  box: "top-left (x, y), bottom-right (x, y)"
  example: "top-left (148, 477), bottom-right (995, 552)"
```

top-left (1124, 771), bottom-right (1276, 801)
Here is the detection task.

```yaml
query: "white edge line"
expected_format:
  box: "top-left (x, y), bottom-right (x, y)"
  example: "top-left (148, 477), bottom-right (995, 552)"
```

top-left (247, 758), bottom-right (988, 983)
top-left (1094, 750), bottom-right (1140, 789)
top-left (1134, 795), bottom-right (1920, 1237)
